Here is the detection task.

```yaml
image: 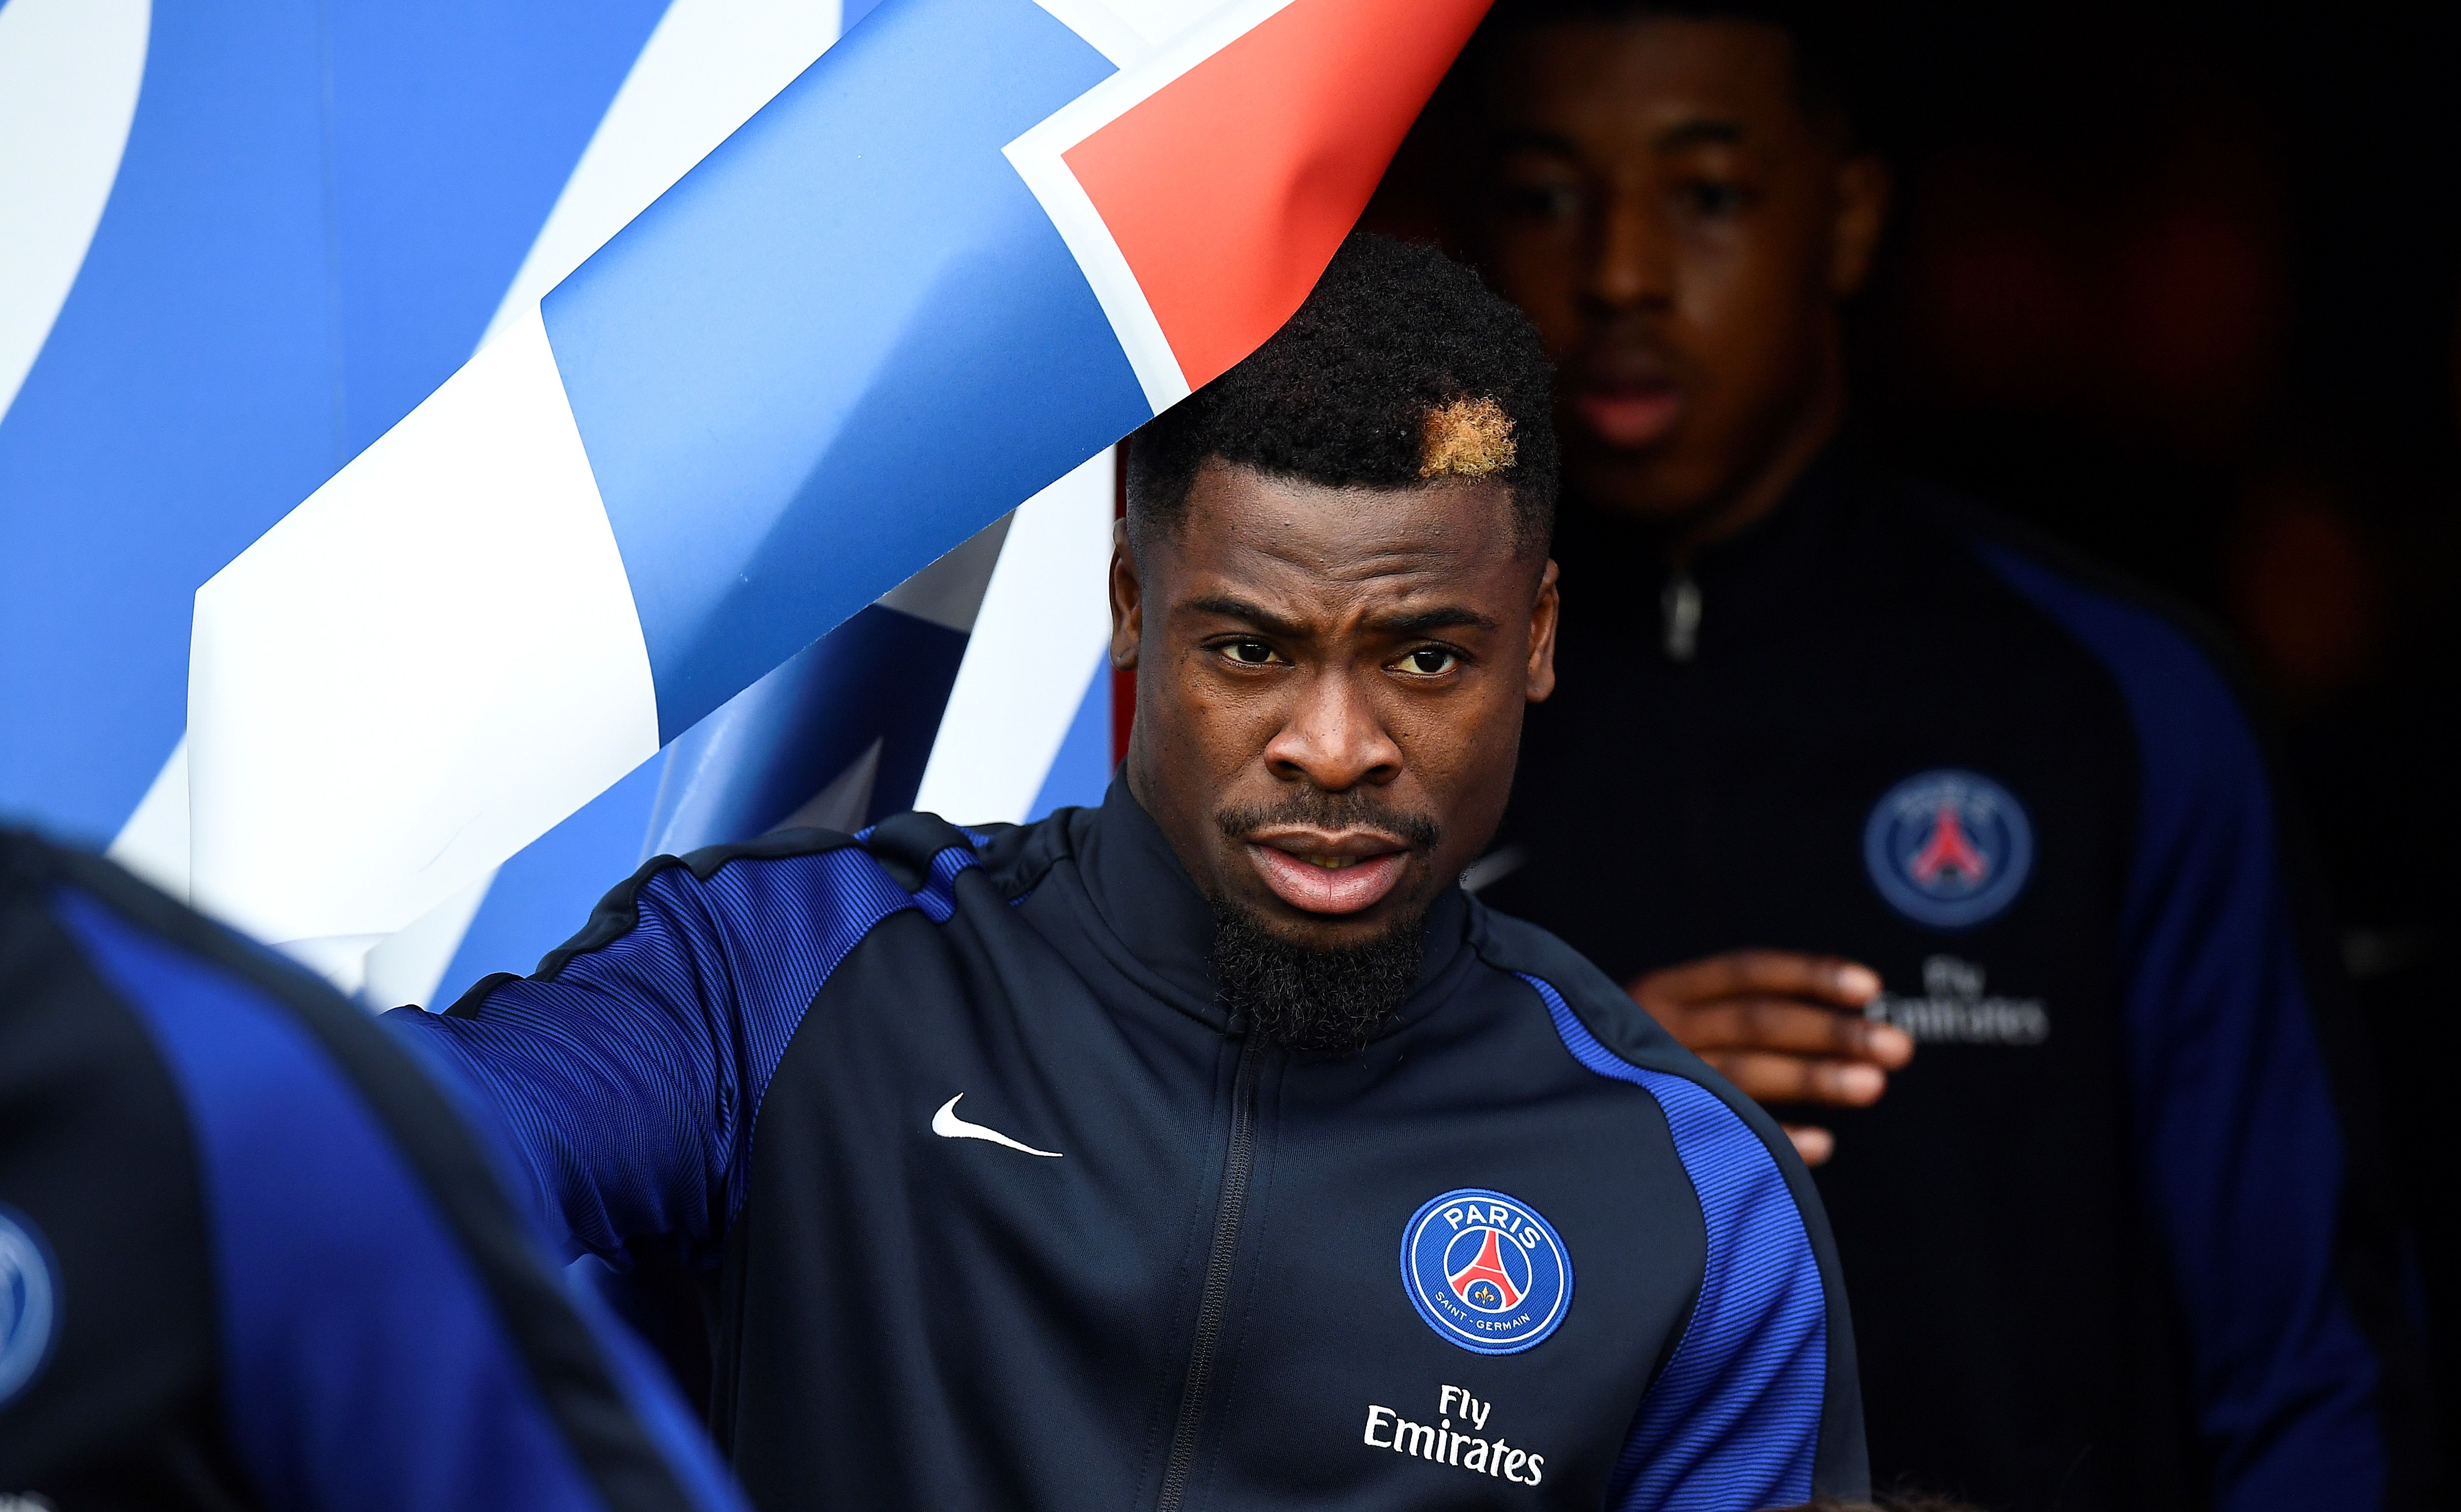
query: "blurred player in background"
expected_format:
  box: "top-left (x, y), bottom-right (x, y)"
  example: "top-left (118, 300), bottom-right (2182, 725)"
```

top-left (0, 829), bottom-right (744, 1512)
top-left (1442, 1), bottom-right (2437, 1506)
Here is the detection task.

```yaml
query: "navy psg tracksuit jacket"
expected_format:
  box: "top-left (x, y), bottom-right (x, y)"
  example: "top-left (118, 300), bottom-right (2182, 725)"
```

top-left (392, 780), bottom-right (1870, 1511)
top-left (1485, 458), bottom-right (2434, 1511)
top-left (0, 831), bottom-right (743, 1512)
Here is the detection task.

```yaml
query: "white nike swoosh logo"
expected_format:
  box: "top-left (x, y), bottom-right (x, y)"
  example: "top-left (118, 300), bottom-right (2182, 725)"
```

top-left (932, 1094), bottom-right (1062, 1158)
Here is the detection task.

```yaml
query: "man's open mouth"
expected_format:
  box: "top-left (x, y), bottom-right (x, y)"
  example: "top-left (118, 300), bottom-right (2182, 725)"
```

top-left (1573, 381), bottom-right (1684, 448)
top-left (1243, 834), bottom-right (1412, 916)
top-left (1570, 338), bottom-right (1687, 450)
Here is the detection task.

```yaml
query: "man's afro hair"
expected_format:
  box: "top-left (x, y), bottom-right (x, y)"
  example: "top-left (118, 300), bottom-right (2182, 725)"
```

top-left (1126, 233), bottom-right (1557, 556)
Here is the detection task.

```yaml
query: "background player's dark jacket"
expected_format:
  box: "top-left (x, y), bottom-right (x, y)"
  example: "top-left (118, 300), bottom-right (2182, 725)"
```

top-left (1486, 459), bottom-right (2433, 1511)
top-left (0, 830), bottom-right (743, 1512)
top-left (391, 782), bottom-right (1868, 1512)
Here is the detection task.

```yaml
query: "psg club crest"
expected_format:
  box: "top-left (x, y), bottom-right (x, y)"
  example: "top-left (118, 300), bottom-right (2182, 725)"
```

top-left (1863, 769), bottom-right (2034, 929)
top-left (0, 1208), bottom-right (57, 1408)
top-left (1400, 1189), bottom-right (1571, 1355)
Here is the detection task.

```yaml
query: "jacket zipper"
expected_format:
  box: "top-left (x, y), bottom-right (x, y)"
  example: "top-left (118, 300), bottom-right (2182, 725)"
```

top-left (1667, 562), bottom-right (1712, 941)
top-left (1662, 565), bottom-right (1701, 662)
top-left (1156, 1040), bottom-right (1261, 1512)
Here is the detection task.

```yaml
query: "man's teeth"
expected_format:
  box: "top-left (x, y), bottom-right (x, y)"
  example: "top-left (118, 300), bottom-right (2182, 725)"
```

top-left (1304, 855), bottom-right (1357, 870)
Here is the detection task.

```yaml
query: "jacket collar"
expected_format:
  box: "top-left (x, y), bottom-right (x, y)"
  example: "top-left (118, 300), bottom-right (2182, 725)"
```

top-left (1075, 777), bottom-right (1222, 1015)
top-left (1554, 447), bottom-right (1853, 665)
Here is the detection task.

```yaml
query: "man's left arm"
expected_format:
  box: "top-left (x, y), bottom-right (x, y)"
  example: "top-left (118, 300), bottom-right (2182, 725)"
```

top-left (1975, 536), bottom-right (2435, 1506)
top-left (2107, 641), bottom-right (2430, 1509)
top-left (1517, 970), bottom-right (1868, 1509)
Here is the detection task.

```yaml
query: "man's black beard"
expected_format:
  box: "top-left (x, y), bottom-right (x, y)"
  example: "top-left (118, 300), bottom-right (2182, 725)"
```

top-left (1208, 897), bottom-right (1426, 1054)
top-left (1208, 788), bottom-right (1443, 1052)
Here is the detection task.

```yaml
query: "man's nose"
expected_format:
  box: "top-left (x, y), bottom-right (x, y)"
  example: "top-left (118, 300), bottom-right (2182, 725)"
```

top-left (1585, 184), bottom-right (1671, 314)
top-left (1262, 670), bottom-right (1401, 790)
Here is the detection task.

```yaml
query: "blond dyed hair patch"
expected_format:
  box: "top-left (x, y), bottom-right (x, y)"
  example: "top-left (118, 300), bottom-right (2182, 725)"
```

top-left (1417, 397), bottom-right (1518, 481)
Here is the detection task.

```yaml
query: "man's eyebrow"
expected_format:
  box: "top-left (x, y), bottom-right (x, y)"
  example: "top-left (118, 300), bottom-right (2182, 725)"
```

top-left (1489, 127), bottom-right (1582, 160)
top-left (1178, 596), bottom-right (1498, 637)
top-left (1374, 606), bottom-right (1501, 636)
top-left (1655, 117), bottom-right (1746, 150)
top-left (1182, 594), bottom-right (1304, 636)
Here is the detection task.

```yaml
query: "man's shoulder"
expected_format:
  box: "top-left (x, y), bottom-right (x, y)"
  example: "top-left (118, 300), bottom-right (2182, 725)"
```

top-left (1464, 898), bottom-right (1738, 1099)
top-left (442, 807), bottom-right (1083, 1013)
top-left (1950, 493), bottom-right (2274, 759)
top-left (650, 803), bottom-right (1081, 905)
top-left (1464, 898), bottom-right (1835, 1218)
top-left (1853, 469), bottom-right (2272, 756)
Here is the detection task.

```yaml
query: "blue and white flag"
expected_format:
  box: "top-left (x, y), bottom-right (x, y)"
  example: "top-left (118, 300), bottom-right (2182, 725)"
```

top-left (52, 0), bottom-right (1487, 990)
top-left (0, 0), bottom-right (1133, 1007)
top-left (1, 0), bottom-right (930, 1001)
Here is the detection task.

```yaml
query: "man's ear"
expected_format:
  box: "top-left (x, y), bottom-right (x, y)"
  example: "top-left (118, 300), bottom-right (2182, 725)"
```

top-left (1828, 152), bottom-right (1891, 298)
top-left (1109, 519), bottom-right (1142, 670)
top-left (1526, 558), bottom-right (1560, 703)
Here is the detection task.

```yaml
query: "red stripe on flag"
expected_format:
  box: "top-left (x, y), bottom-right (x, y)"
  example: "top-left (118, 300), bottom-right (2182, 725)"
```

top-left (1112, 440), bottom-right (1134, 765)
top-left (1061, 0), bottom-right (1491, 391)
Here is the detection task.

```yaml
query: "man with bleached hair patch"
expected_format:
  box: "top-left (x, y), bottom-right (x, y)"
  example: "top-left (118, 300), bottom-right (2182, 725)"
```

top-left (390, 232), bottom-right (1868, 1512)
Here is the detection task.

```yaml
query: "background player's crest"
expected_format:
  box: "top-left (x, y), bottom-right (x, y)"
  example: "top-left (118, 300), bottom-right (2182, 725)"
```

top-left (1864, 768), bottom-right (2034, 928)
top-left (0, 1208), bottom-right (58, 1407)
top-left (1400, 1189), bottom-right (1571, 1355)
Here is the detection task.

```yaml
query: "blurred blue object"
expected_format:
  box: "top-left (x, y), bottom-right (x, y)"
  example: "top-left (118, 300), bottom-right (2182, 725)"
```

top-left (0, 0), bottom-right (1106, 1009)
top-left (0, 0), bottom-right (666, 843)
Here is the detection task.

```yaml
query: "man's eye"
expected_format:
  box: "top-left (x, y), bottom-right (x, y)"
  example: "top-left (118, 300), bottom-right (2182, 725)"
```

top-left (1499, 182), bottom-right (1583, 223)
top-left (1680, 180), bottom-right (1748, 218)
top-left (1224, 640), bottom-right (1280, 666)
top-left (1400, 648), bottom-right (1459, 676)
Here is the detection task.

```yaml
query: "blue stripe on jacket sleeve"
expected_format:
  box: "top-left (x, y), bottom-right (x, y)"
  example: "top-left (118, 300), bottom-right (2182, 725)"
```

top-left (1977, 541), bottom-right (2383, 1509)
top-left (1520, 973), bottom-right (1826, 1512)
top-left (377, 1019), bottom-right (750, 1512)
top-left (52, 890), bottom-right (712, 1512)
top-left (392, 841), bottom-right (977, 1264)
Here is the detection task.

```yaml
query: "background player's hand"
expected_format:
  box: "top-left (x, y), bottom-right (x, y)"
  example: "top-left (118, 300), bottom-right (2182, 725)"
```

top-left (1628, 949), bottom-right (1912, 1166)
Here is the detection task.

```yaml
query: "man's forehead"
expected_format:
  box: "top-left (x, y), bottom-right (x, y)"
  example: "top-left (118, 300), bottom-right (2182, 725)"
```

top-left (1487, 18), bottom-right (1799, 145)
top-left (1157, 466), bottom-right (1529, 611)
top-left (1179, 468), bottom-right (1518, 566)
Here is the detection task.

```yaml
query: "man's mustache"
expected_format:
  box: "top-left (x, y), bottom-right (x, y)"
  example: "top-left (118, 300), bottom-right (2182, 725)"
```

top-left (1216, 791), bottom-right (1442, 852)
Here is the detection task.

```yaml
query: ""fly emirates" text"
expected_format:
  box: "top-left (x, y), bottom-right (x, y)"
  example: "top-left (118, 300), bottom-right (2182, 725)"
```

top-left (1362, 1385), bottom-right (1545, 1486)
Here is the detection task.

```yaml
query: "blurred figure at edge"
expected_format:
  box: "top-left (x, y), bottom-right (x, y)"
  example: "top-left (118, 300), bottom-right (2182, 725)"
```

top-left (0, 829), bottom-right (746, 1512)
top-left (1446, 1), bottom-right (2439, 1507)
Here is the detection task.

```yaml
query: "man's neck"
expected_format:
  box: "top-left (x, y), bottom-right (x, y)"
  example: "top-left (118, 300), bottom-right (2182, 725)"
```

top-left (1680, 395), bottom-right (1839, 564)
top-left (1625, 341), bottom-right (1846, 567)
